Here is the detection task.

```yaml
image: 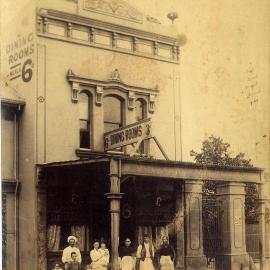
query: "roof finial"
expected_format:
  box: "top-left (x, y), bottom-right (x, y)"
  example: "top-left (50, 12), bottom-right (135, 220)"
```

top-left (167, 12), bottom-right (178, 24)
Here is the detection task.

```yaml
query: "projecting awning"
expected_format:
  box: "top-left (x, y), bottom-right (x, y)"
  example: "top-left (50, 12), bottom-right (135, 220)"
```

top-left (0, 85), bottom-right (25, 109)
top-left (37, 151), bottom-right (263, 184)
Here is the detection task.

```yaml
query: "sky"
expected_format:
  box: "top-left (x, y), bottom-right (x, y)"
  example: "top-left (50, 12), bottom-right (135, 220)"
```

top-left (132, 0), bottom-right (270, 170)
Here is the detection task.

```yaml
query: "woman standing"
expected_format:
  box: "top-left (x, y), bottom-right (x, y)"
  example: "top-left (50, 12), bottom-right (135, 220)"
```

top-left (119, 238), bottom-right (135, 270)
top-left (158, 236), bottom-right (175, 270)
top-left (90, 240), bottom-right (109, 270)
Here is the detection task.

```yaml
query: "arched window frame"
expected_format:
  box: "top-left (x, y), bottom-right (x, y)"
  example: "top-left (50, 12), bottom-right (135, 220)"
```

top-left (103, 93), bottom-right (126, 134)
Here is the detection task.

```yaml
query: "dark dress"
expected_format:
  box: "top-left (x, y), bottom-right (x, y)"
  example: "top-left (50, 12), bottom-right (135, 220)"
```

top-left (158, 244), bottom-right (175, 270)
top-left (119, 246), bottom-right (135, 258)
top-left (119, 246), bottom-right (135, 270)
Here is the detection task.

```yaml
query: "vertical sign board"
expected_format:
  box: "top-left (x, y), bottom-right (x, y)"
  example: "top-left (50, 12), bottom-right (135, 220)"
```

top-left (6, 32), bottom-right (35, 83)
top-left (104, 118), bottom-right (152, 151)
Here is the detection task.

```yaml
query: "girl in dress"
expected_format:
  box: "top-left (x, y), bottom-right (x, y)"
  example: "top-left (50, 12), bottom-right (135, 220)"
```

top-left (99, 243), bottom-right (110, 270)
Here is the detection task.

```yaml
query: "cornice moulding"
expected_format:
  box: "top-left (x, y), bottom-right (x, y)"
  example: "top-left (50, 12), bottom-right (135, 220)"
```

top-left (40, 9), bottom-right (178, 45)
top-left (67, 70), bottom-right (159, 95)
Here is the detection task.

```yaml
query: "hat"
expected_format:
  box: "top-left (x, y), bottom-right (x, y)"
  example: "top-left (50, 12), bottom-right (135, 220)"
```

top-left (67, 236), bottom-right (78, 243)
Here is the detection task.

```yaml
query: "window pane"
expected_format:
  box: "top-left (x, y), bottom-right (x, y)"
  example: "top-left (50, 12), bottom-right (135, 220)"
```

top-left (104, 122), bottom-right (120, 134)
top-left (79, 92), bottom-right (89, 120)
top-left (78, 92), bottom-right (91, 148)
top-left (80, 130), bottom-right (90, 148)
top-left (104, 96), bottom-right (121, 125)
top-left (1, 108), bottom-right (15, 179)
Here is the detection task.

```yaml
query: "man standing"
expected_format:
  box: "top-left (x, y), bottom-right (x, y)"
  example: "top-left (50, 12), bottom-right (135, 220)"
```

top-left (62, 236), bottom-right (82, 269)
top-left (136, 234), bottom-right (155, 270)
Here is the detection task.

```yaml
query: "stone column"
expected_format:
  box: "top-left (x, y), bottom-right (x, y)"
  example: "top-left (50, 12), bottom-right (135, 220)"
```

top-left (184, 180), bottom-right (207, 270)
top-left (175, 183), bottom-right (185, 270)
top-left (216, 182), bottom-right (249, 270)
top-left (105, 159), bottom-right (123, 270)
top-left (258, 183), bottom-right (268, 270)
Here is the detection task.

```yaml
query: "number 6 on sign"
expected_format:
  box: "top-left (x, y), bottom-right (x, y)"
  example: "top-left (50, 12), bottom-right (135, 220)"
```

top-left (22, 58), bottom-right (33, 82)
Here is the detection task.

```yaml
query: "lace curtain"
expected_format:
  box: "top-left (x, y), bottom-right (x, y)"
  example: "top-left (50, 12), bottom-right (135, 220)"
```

top-left (47, 225), bottom-right (90, 251)
top-left (136, 225), bottom-right (170, 249)
top-left (47, 225), bottom-right (61, 251)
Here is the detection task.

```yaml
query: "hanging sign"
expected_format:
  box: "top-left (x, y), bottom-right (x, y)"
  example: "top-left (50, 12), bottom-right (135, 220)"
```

top-left (104, 118), bottom-right (152, 151)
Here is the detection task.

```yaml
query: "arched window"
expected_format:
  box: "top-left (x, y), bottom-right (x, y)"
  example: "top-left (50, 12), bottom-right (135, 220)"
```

top-left (103, 96), bottom-right (123, 133)
top-left (135, 99), bottom-right (147, 154)
top-left (135, 99), bottom-right (146, 121)
top-left (79, 92), bottom-right (91, 148)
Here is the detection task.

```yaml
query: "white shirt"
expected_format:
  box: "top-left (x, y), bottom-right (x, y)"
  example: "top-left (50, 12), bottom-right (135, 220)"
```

top-left (61, 246), bottom-right (82, 264)
top-left (136, 242), bottom-right (155, 258)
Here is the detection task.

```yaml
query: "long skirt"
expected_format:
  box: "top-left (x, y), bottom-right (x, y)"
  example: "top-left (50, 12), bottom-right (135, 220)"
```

top-left (139, 258), bottom-right (154, 270)
top-left (121, 256), bottom-right (135, 270)
top-left (160, 256), bottom-right (174, 270)
top-left (91, 262), bottom-right (107, 270)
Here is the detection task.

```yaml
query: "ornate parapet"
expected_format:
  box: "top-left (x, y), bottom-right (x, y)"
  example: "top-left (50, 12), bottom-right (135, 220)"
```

top-left (37, 9), bottom-right (180, 64)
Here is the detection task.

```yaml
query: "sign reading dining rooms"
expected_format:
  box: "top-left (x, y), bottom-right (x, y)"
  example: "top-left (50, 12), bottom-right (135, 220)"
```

top-left (104, 118), bottom-right (152, 151)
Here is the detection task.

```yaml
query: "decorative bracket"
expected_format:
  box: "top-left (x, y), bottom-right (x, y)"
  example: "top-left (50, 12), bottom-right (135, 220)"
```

top-left (71, 81), bottom-right (80, 103)
top-left (128, 91), bottom-right (135, 110)
top-left (149, 94), bottom-right (156, 113)
top-left (95, 85), bottom-right (103, 106)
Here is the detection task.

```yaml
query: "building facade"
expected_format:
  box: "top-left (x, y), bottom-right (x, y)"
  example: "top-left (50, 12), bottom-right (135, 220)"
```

top-left (0, 1), bottom-right (268, 270)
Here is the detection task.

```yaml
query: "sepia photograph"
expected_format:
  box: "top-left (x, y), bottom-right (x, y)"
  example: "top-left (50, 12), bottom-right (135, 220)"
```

top-left (0, 0), bottom-right (269, 270)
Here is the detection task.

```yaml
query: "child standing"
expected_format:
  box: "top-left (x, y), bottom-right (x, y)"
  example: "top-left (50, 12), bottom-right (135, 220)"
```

top-left (66, 252), bottom-right (80, 270)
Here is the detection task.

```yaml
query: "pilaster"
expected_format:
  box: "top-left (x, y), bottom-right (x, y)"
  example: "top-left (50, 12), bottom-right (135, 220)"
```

top-left (184, 180), bottom-right (207, 270)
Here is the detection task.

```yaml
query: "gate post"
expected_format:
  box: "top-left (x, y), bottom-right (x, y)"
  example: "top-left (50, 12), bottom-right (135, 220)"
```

top-left (184, 180), bottom-right (207, 270)
top-left (216, 182), bottom-right (249, 270)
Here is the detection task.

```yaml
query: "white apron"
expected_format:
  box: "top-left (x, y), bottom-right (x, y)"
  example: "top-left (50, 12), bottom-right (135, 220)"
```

top-left (160, 256), bottom-right (174, 270)
top-left (139, 258), bottom-right (154, 270)
top-left (121, 256), bottom-right (135, 270)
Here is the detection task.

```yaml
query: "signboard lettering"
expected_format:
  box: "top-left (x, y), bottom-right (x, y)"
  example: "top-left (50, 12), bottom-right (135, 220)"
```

top-left (104, 118), bottom-right (152, 151)
top-left (6, 32), bottom-right (34, 82)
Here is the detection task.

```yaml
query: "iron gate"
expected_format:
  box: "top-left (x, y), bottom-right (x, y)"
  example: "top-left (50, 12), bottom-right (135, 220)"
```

top-left (202, 198), bottom-right (221, 269)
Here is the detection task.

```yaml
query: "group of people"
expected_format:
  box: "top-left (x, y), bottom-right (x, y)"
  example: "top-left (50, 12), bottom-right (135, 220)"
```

top-left (57, 233), bottom-right (175, 270)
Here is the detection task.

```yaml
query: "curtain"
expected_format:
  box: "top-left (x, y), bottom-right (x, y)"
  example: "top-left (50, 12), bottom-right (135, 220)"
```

top-left (137, 226), bottom-right (153, 245)
top-left (71, 225), bottom-right (90, 251)
top-left (47, 225), bottom-right (61, 251)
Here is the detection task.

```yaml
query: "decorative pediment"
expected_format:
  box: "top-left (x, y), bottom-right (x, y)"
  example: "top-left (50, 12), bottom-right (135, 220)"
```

top-left (83, 0), bottom-right (143, 23)
top-left (67, 69), bottom-right (158, 113)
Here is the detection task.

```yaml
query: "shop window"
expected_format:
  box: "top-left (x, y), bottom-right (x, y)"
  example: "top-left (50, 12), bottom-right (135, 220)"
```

top-left (79, 92), bottom-right (91, 148)
top-left (1, 106), bottom-right (17, 180)
top-left (135, 99), bottom-right (147, 154)
top-left (103, 96), bottom-right (123, 133)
